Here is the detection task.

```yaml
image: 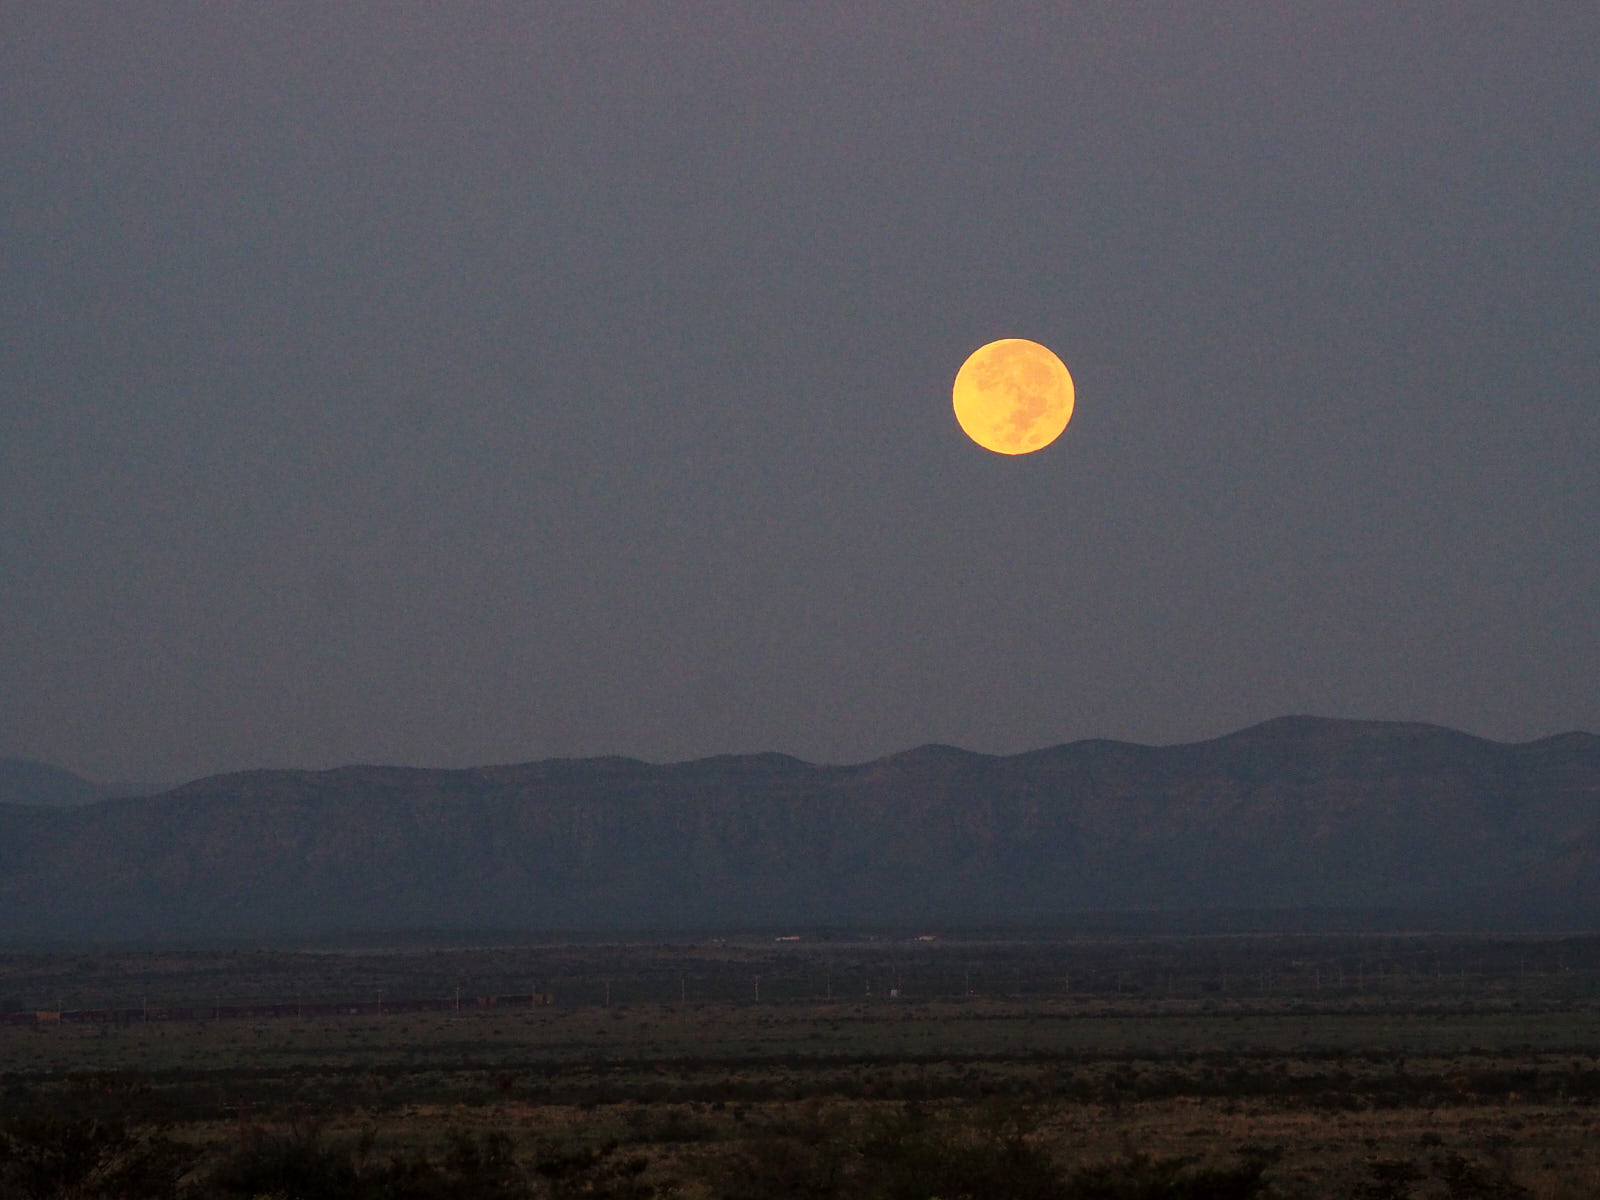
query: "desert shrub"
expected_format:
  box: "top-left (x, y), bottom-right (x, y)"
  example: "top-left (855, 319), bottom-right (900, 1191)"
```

top-left (716, 1101), bottom-right (852, 1199)
top-left (645, 1106), bottom-right (716, 1144)
top-left (712, 1100), bottom-right (1275, 1200)
top-left (1352, 1152), bottom-right (1533, 1200)
top-left (201, 1122), bottom-right (529, 1200)
top-left (720, 1133), bottom-right (851, 1200)
top-left (203, 1120), bottom-right (358, 1199)
top-left (856, 1101), bottom-right (1068, 1200)
top-left (439, 1129), bottom-right (523, 1198)
top-left (0, 1111), bottom-right (197, 1200)
top-left (1358, 1157), bottom-right (1423, 1200)
top-left (1063, 1151), bottom-right (1270, 1200)
top-left (1433, 1151), bottom-right (1531, 1200)
top-left (533, 1140), bottom-right (652, 1200)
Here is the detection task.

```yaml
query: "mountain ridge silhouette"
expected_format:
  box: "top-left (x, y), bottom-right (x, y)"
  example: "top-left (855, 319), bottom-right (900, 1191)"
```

top-left (3, 717), bottom-right (1597, 942)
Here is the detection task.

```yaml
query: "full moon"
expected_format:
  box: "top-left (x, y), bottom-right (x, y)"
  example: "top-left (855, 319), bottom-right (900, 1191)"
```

top-left (952, 338), bottom-right (1075, 455)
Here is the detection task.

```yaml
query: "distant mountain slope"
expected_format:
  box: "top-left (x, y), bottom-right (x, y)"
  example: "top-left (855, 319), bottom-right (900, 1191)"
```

top-left (0, 758), bottom-right (105, 808)
top-left (2, 718), bottom-right (1598, 941)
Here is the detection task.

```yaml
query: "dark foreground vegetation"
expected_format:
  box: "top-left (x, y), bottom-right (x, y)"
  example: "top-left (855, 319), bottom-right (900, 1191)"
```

top-left (3, 932), bottom-right (1598, 1198)
top-left (0, 1103), bottom-right (1285, 1200)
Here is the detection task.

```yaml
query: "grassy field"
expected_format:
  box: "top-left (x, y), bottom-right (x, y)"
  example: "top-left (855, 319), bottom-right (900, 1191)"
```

top-left (3, 933), bottom-right (1599, 1197)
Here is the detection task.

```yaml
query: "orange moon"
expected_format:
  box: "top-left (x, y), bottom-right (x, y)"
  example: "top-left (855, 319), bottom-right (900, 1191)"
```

top-left (952, 338), bottom-right (1075, 455)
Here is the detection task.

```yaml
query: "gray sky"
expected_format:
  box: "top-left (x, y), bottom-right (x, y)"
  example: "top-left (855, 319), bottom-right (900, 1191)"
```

top-left (4, 4), bottom-right (1597, 784)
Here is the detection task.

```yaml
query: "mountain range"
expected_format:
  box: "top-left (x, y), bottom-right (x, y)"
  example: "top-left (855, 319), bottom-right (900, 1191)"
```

top-left (2, 717), bottom-right (1598, 943)
top-left (0, 758), bottom-right (114, 809)
top-left (0, 758), bottom-right (167, 808)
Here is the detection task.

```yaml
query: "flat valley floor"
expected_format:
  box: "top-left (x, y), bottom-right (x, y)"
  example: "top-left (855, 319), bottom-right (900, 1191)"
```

top-left (3, 932), bottom-right (1599, 1198)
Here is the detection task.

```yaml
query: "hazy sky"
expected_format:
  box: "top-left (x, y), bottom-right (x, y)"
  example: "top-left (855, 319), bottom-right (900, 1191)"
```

top-left (4, 5), bottom-right (1597, 783)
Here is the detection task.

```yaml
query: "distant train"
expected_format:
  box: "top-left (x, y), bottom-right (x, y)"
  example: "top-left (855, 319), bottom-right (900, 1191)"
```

top-left (2, 993), bottom-right (552, 1026)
